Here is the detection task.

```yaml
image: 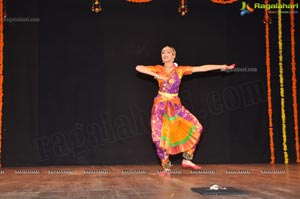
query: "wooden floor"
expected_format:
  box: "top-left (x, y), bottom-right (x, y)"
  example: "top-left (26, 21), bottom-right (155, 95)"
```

top-left (0, 164), bottom-right (299, 199)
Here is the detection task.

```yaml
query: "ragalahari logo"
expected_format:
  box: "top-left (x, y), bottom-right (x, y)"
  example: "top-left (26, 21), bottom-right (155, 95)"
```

top-left (240, 2), bottom-right (254, 16)
top-left (240, 2), bottom-right (298, 16)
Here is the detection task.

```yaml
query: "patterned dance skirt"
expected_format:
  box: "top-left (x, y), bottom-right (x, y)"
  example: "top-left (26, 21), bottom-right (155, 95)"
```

top-left (151, 92), bottom-right (202, 155)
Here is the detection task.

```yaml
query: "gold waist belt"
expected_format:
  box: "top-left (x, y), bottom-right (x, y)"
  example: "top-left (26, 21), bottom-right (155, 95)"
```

top-left (158, 91), bottom-right (178, 99)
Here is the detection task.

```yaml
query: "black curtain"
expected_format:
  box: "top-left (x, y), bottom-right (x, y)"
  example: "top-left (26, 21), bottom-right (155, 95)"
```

top-left (2, 0), bottom-right (299, 166)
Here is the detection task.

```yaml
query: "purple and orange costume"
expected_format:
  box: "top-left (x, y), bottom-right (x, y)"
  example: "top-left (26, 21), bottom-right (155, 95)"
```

top-left (147, 65), bottom-right (203, 168)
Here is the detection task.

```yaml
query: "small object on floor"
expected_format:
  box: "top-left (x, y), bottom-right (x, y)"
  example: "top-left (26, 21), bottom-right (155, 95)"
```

top-left (191, 185), bottom-right (248, 195)
top-left (209, 184), bottom-right (227, 190)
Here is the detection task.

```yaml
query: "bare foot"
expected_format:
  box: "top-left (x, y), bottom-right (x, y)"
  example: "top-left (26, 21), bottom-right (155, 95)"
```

top-left (182, 160), bottom-right (201, 170)
top-left (158, 169), bottom-right (171, 176)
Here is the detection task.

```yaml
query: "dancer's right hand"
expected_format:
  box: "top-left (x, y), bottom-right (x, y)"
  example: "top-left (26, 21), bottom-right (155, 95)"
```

top-left (155, 74), bottom-right (168, 81)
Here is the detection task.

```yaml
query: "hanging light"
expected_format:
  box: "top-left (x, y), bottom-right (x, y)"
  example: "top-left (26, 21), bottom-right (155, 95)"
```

top-left (178, 0), bottom-right (188, 16)
top-left (91, 0), bottom-right (102, 13)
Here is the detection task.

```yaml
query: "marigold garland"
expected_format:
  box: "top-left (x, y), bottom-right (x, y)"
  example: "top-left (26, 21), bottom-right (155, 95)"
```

top-left (277, 0), bottom-right (289, 164)
top-left (210, 0), bottom-right (238, 4)
top-left (290, 0), bottom-right (300, 163)
top-left (0, 0), bottom-right (3, 168)
top-left (126, 0), bottom-right (152, 2)
top-left (265, 0), bottom-right (275, 164)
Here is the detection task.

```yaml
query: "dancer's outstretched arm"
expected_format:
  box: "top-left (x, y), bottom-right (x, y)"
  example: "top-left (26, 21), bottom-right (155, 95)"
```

top-left (136, 65), bottom-right (168, 80)
top-left (192, 64), bottom-right (235, 73)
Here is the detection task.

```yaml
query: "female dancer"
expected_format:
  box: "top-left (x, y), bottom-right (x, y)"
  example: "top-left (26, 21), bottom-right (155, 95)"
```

top-left (136, 46), bottom-right (235, 175)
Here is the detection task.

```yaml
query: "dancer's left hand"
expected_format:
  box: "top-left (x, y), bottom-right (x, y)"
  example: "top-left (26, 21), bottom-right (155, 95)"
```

top-left (221, 64), bottom-right (235, 71)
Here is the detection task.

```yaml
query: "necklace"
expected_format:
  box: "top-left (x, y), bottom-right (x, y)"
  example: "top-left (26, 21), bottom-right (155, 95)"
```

top-left (164, 66), bottom-right (174, 74)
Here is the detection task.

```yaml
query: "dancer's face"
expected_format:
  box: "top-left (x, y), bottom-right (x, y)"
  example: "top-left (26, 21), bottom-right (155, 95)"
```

top-left (161, 46), bottom-right (176, 64)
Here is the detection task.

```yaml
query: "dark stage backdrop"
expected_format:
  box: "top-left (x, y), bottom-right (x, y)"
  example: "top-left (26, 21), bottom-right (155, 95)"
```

top-left (2, 0), bottom-right (299, 166)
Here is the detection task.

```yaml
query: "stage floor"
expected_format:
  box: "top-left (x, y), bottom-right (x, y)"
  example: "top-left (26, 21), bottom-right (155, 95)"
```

top-left (0, 164), bottom-right (299, 199)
